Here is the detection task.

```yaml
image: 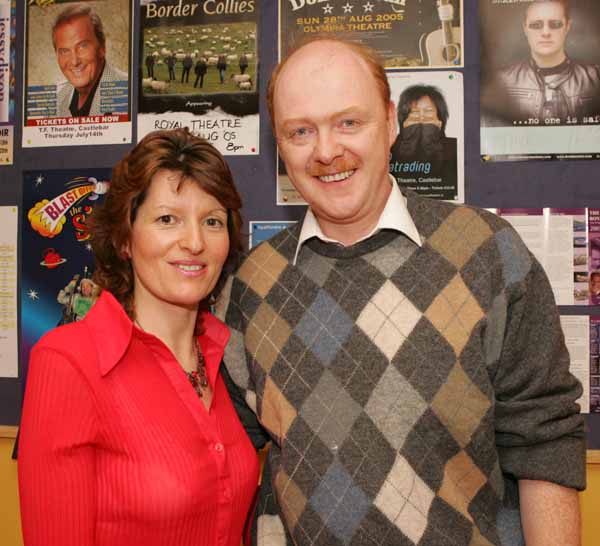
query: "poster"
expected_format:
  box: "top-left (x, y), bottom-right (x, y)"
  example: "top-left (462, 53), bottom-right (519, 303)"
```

top-left (279, 0), bottom-right (463, 68)
top-left (0, 1), bottom-right (15, 165)
top-left (591, 316), bottom-right (600, 413)
top-left (480, 0), bottom-right (600, 161)
top-left (560, 315), bottom-right (589, 413)
top-left (138, 0), bottom-right (260, 155)
top-left (0, 206), bottom-right (17, 378)
top-left (493, 208), bottom-right (588, 305)
top-left (23, 0), bottom-right (132, 147)
top-left (387, 70), bottom-right (463, 201)
top-left (249, 220), bottom-right (296, 249)
top-left (20, 169), bottom-right (110, 377)
top-left (277, 70), bottom-right (464, 205)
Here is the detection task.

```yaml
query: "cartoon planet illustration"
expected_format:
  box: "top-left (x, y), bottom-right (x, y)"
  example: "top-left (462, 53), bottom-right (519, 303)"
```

top-left (40, 248), bottom-right (67, 269)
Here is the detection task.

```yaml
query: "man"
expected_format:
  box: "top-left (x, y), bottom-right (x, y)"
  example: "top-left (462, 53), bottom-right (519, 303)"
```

top-left (194, 56), bottom-right (208, 88)
top-left (590, 271), bottom-right (600, 305)
top-left (145, 52), bottom-right (155, 79)
top-left (217, 53), bottom-right (227, 84)
top-left (239, 51), bottom-right (249, 74)
top-left (52, 5), bottom-right (127, 118)
top-left (220, 36), bottom-right (585, 546)
top-left (166, 53), bottom-right (176, 81)
top-left (484, 0), bottom-right (600, 125)
top-left (181, 53), bottom-right (193, 84)
top-left (390, 85), bottom-right (457, 198)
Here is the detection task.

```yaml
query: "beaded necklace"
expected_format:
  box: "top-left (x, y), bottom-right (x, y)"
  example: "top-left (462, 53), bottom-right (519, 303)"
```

top-left (134, 319), bottom-right (208, 397)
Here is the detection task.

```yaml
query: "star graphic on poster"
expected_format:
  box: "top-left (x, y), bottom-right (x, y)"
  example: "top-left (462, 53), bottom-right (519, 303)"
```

top-left (85, 243), bottom-right (93, 252)
top-left (342, 2), bottom-right (354, 13)
top-left (363, 2), bottom-right (374, 12)
top-left (323, 3), bottom-right (333, 14)
top-left (35, 174), bottom-right (44, 186)
top-left (27, 289), bottom-right (39, 301)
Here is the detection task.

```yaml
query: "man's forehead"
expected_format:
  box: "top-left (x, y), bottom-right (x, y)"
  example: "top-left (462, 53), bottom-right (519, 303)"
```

top-left (526, 2), bottom-right (566, 19)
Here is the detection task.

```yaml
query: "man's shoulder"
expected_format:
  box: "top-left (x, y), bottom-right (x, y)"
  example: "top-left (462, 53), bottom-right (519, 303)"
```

top-left (406, 192), bottom-right (516, 240)
top-left (102, 62), bottom-right (128, 82)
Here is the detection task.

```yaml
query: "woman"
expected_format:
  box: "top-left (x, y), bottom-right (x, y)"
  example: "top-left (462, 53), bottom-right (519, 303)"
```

top-left (18, 129), bottom-right (259, 546)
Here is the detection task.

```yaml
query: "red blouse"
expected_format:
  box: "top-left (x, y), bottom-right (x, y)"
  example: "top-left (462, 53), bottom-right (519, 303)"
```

top-left (19, 291), bottom-right (259, 546)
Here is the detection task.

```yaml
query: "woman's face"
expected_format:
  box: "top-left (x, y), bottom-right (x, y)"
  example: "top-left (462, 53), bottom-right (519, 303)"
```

top-left (125, 169), bottom-right (230, 313)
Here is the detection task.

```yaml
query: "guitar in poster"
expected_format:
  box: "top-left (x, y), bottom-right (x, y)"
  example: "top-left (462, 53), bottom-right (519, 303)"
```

top-left (138, 0), bottom-right (260, 155)
top-left (279, 0), bottom-right (463, 68)
top-left (20, 169), bottom-right (110, 378)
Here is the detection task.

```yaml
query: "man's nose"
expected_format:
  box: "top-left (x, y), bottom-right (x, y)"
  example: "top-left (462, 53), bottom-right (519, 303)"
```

top-left (312, 129), bottom-right (343, 164)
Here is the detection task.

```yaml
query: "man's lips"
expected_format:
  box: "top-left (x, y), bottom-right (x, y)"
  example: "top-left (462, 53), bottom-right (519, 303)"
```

top-left (316, 169), bottom-right (356, 183)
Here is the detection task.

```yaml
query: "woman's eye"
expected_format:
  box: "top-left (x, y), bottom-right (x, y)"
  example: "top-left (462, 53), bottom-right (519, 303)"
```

top-left (205, 217), bottom-right (225, 228)
top-left (157, 215), bottom-right (175, 225)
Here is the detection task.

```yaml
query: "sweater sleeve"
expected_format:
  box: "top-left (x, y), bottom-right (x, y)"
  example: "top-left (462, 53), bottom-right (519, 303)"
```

top-left (490, 256), bottom-right (586, 490)
top-left (19, 345), bottom-right (99, 546)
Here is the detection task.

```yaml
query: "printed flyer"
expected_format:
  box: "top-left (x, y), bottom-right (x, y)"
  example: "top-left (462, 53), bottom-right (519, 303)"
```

top-left (279, 0), bottom-right (463, 68)
top-left (138, 0), bottom-right (259, 155)
top-left (480, 0), bottom-right (600, 161)
top-left (249, 220), bottom-right (296, 249)
top-left (0, 205), bottom-right (17, 378)
top-left (591, 316), bottom-right (600, 413)
top-left (560, 315), bottom-right (589, 413)
top-left (23, 0), bottom-right (132, 147)
top-left (0, 1), bottom-right (15, 165)
top-left (388, 70), bottom-right (464, 201)
top-left (20, 169), bottom-right (110, 377)
top-left (493, 208), bottom-right (588, 305)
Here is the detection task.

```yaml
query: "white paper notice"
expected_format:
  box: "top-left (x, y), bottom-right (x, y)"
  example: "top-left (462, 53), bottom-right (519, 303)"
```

top-left (0, 206), bottom-right (17, 377)
top-left (560, 315), bottom-right (590, 413)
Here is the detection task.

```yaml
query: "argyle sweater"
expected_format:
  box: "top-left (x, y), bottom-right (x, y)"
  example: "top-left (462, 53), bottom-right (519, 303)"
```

top-left (220, 193), bottom-right (585, 546)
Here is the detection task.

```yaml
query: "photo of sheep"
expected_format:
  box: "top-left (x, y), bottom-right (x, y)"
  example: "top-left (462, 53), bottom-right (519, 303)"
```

top-left (141, 22), bottom-right (257, 96)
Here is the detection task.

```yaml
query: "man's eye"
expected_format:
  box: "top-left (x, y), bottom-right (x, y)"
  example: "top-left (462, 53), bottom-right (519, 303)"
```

top-left (292, 127), bottom-right (309, 137)
top-left (549, 20), bottom-right (564, 29)
top-left (528, 21), bottom-right (544, 30)
top-left (340, 119), bottom-right (358, 128)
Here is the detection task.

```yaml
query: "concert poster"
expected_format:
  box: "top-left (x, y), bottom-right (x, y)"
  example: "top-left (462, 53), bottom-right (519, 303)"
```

top-left (279, 0), bottom-right (463, 68)
top-left (21, 169), bottom-right (109, 379)
top-left (388, 70), bottom-right (464, 202)
top-left (480, 0), bottom-right (600, 161)
top-left (0, 1), bottom-right (15, 165)
top-left (138, 0), bottom-right (260, 156)
top-left (23, 0), bottom-right (132, 147)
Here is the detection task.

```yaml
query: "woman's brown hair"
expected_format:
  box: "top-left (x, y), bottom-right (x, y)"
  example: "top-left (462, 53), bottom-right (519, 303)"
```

top-left (91, 128), bottom-right (243, 318)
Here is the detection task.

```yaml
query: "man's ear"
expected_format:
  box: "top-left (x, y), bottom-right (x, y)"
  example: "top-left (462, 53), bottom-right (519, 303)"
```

top-left (387, 100), bottom-right (399, 143)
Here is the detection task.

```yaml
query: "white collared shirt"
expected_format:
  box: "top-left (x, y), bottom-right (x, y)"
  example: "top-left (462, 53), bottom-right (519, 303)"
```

top-left (292, 175), bottom-right (422, 265)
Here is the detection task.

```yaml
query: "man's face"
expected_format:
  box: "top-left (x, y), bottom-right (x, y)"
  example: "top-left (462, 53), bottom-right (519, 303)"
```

top-left (273, 41), bottom-right (397, 239)
top-left (523, 2), bottom-right (570, 62)
top-left (591, 275), bottom-right (600, 294)
top-left (403, 95), bottom-right (442, 128)
top-left (54, 15), bottom-right (105, 96)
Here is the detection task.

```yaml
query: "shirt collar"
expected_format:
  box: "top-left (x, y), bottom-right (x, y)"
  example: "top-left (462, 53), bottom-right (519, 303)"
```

top-left (86, 291), bottom-right (230, 376)
top-left (292, 175), bottom-right (422, 265)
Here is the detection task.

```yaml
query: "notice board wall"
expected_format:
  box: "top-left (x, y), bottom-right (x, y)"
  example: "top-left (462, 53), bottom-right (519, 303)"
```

top-left (1, 3), bottom-right (599, 452)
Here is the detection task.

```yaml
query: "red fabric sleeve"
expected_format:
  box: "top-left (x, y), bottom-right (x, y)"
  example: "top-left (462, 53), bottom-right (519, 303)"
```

top-left (19, 346), bottom-right (99, 546)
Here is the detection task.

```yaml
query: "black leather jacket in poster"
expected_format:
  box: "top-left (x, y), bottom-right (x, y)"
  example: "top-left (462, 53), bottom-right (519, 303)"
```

top-left (486, 58), bottom-right (600, 124)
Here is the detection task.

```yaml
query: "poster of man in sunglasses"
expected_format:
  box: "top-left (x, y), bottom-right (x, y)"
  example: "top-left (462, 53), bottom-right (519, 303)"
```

top-left (480, 0), bottom-right (600, 160)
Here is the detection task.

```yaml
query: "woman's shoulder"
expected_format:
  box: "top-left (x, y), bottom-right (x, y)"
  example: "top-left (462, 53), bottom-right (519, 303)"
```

top-left (32, 319), bottom-right (95, 362)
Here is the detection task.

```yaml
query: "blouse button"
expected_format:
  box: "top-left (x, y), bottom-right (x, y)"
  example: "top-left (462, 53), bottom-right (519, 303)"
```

top-left (214, 443), bottom-right (224, 452)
